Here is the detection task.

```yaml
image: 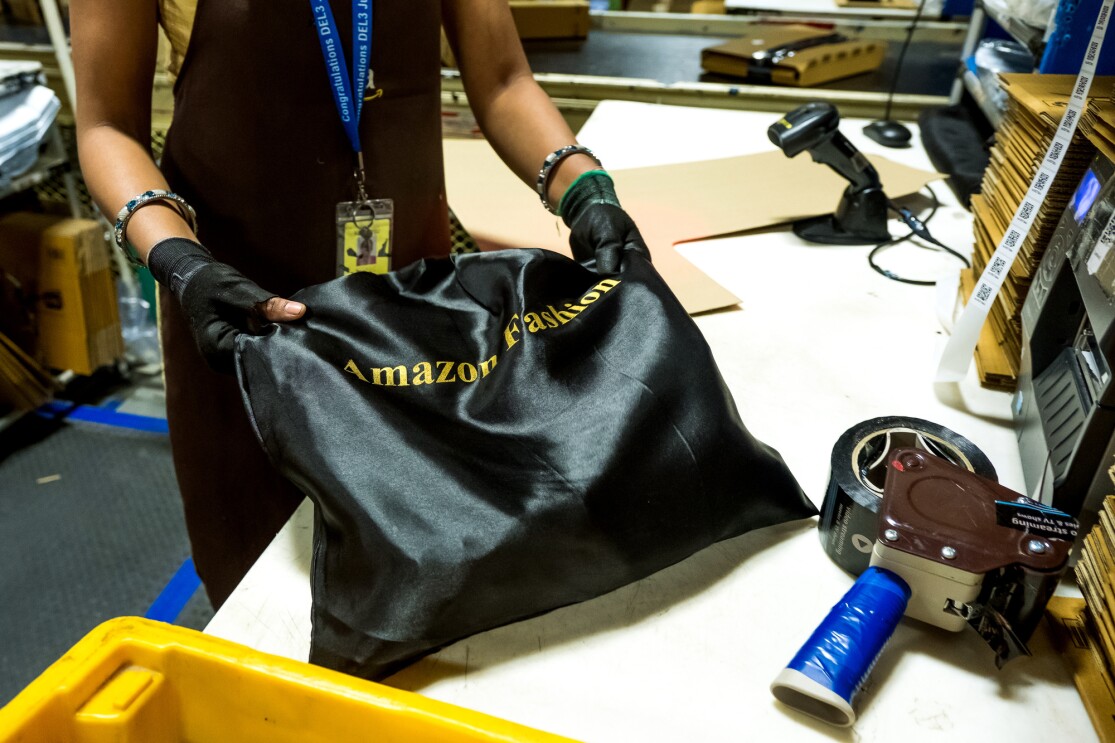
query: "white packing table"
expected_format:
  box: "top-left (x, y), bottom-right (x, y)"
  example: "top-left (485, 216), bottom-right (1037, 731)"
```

top-left (207, 101), bottom-right (1094, 742)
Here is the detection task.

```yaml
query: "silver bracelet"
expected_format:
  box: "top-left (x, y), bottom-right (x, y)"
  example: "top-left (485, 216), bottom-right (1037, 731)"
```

top-left (113, 190), bottom-right (199, 266)
top-left (536, 145), bottom-right (602, 214)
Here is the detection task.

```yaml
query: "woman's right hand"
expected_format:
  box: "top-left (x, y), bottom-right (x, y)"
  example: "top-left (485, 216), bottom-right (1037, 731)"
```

top-left (147, 237), bottom-right (306, 373)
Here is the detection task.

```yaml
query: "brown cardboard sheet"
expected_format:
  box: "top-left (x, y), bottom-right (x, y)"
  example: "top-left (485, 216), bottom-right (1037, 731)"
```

top-left (444, 138), bottom-right (939, 314)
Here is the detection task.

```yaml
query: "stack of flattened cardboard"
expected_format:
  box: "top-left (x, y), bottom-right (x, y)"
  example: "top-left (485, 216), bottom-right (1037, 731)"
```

top-left (0, 330), bottom-right (55, 411)
top-left (965, 74), bottom-right (1115, 389)
top-left (1046, 495), bottom-right (1115, 742)
top-left (1082, 101), bottom-right (1115, 166)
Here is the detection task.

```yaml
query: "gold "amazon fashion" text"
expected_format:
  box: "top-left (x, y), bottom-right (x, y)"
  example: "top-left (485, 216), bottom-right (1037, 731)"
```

top-left (343, 277), bottom-right (621, 387)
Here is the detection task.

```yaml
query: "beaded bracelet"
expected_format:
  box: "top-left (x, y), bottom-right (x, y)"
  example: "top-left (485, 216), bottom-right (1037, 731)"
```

top-left (535, 145), bottom-right (602, 214)
top-left (113, 190), bottom-right (198, 267)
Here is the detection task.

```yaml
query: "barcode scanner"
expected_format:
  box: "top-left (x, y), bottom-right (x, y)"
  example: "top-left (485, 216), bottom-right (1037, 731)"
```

top-left (768, 101), bottom-right (892, 245)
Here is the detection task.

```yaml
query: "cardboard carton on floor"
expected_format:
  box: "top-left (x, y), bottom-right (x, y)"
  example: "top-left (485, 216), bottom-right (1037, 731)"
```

top-left (0, 213), bottom-right (124, 375)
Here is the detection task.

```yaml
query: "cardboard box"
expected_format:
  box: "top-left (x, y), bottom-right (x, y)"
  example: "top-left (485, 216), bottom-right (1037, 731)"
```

top-left (4, 0), bottom-right (69, 25)
top-left (701, 25), bottom-right (887, 87)
top-left (0, 213), bottom-right (124, 375)
top-left (1046, 596), bottom-right (1115, 742)
top-left (688, 0), bottom-right (725, 12)
top-left (0, 212), bottom-right (41, 356)
top-left (626, 0), bottom-right (724, 11)
top-left (4, 0), bottom-right (43, 24)
top-left (835, 0), bottom-right (920, 7)
top-left (509, 1), bottom-right (591, 40)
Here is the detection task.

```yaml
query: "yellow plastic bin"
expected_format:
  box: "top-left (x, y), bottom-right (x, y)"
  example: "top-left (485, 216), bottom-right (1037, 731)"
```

top-left (0, 617), bottom-right (577, 742)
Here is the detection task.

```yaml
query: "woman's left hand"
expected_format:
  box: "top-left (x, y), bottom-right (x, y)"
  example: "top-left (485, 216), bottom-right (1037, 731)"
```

top-left (561, 172), bottom-right (652, 274)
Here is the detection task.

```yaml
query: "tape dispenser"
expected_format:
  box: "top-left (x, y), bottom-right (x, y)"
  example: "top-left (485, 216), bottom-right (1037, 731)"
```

top-left (873, 447), bottom-right (1077, 663)
top-left (771, 448), bottom-right (1078, 727)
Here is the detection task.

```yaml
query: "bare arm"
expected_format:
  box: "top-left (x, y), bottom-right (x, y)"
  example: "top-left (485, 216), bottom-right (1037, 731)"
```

top-left (70, 0), bottom-right (302, 325)
top-left (70, 0), bottom-right (196, 261)
top-left (441, 0), bottom-right (597, 211)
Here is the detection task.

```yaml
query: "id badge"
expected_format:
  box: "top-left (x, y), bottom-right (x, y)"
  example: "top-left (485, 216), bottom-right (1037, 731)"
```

top-left (336, 199), bottom-right (394, 276)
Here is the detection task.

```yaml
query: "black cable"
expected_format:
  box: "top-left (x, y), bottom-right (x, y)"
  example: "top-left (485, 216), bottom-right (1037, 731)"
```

top-left (868, 185), bottom-right (971, 285)
top-left (882, 0), bottom-right (929, 122)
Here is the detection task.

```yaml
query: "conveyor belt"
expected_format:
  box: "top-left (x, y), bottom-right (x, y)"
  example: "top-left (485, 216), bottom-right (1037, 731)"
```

top-left (5, 15), bottom-right (963, 124)
top-left (523, 30), bottom-right (961, 96)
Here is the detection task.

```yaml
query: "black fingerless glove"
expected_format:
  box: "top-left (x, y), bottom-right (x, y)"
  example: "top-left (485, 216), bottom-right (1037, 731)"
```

top-left (559, 171), bottom-right (652, 274)
top-left (147, 237), bottom-right (276, 374)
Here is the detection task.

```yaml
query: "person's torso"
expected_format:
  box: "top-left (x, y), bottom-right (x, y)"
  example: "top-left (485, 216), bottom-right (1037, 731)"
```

top-left (159, 0), bottom-right (450, 293)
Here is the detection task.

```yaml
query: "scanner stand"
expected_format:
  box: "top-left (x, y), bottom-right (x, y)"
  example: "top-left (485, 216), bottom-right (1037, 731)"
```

top-left (793, 186), bottom-right (891, 245)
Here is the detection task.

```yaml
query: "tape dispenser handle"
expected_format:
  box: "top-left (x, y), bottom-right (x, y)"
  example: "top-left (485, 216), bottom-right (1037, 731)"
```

top-left (770, 567), bottom-right (911, 727)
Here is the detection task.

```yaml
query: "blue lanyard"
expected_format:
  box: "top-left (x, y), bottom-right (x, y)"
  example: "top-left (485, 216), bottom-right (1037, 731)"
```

top-left (311, 0), bottom-right (373, 154)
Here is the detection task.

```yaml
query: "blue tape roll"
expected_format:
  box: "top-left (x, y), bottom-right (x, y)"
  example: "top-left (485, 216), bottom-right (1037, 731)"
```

top-left (771, 567), bottom-right (911, 726)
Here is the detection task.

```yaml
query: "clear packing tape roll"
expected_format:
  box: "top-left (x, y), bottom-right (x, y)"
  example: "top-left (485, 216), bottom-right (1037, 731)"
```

top-left (936, 0), bottom-right (1113, 380)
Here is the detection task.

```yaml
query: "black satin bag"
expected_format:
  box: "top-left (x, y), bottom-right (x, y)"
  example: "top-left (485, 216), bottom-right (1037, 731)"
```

top-left (235, 248), bottom-right (816, 679)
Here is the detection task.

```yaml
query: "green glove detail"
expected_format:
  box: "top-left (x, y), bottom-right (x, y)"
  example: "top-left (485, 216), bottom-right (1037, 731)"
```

top-left (559, 171), bottom-right (652, 274)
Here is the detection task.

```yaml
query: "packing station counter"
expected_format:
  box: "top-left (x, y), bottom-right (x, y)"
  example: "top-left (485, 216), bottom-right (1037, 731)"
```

top-left (203, 100), bottom-right (1093, 742)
